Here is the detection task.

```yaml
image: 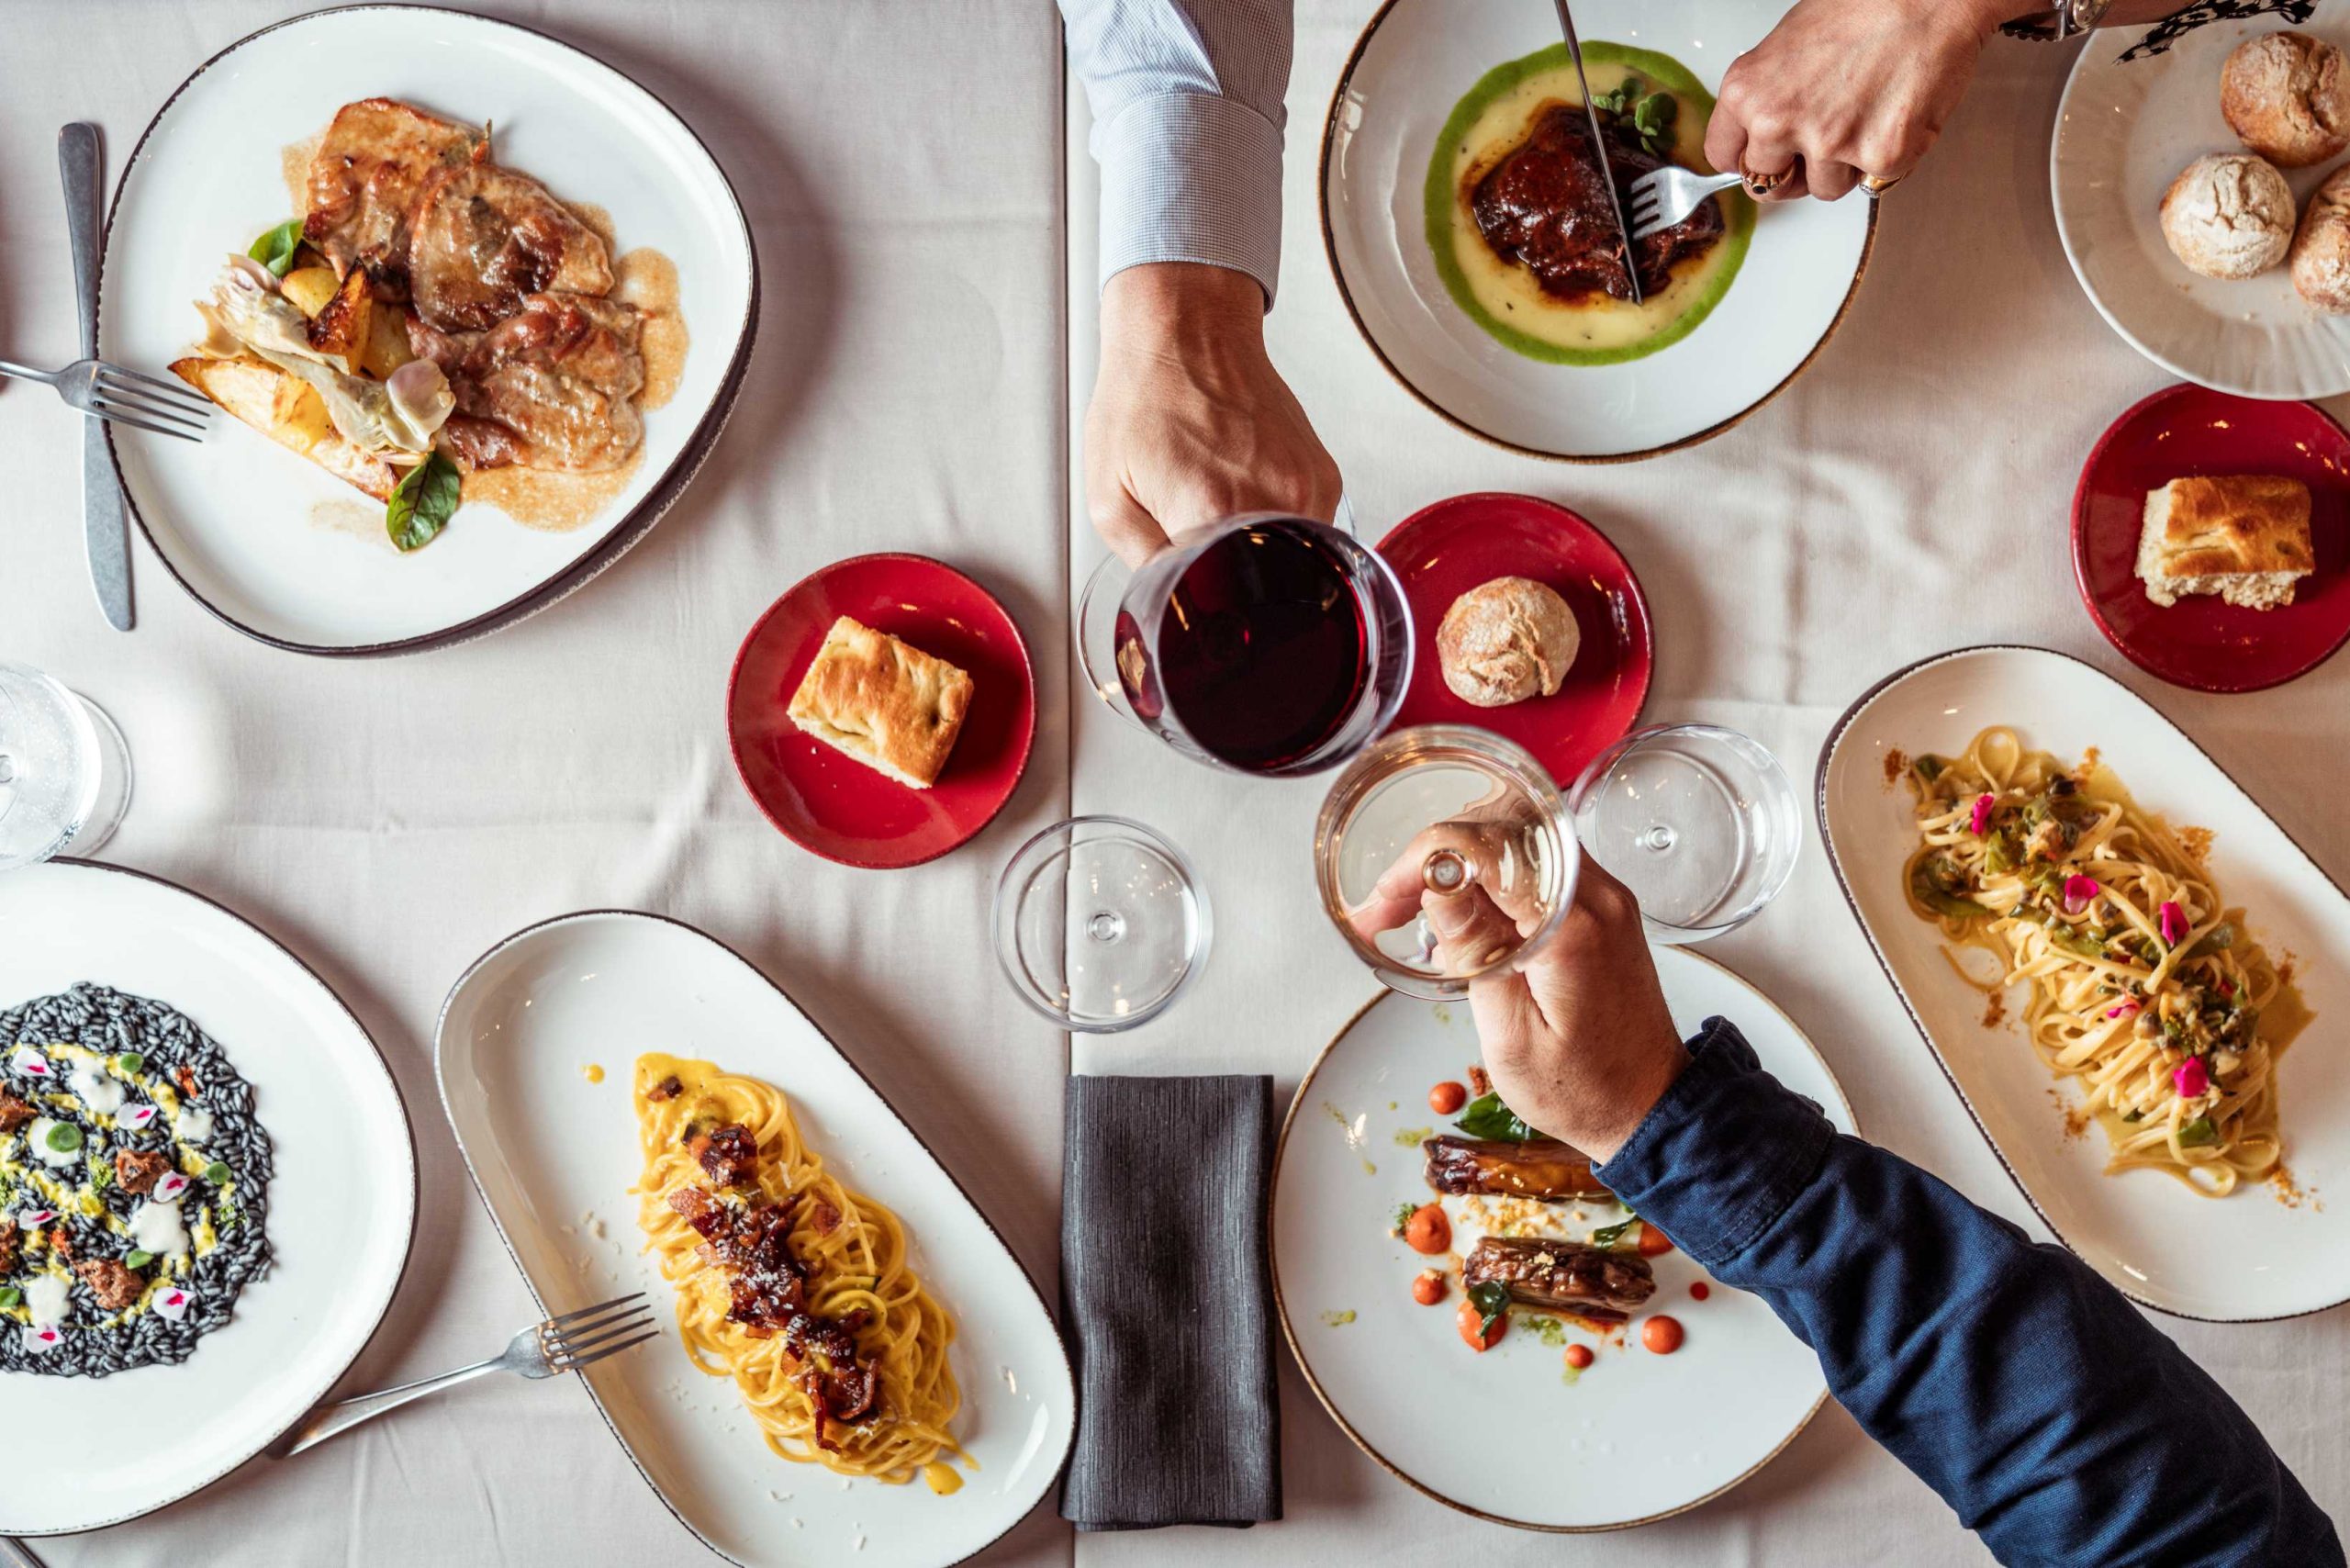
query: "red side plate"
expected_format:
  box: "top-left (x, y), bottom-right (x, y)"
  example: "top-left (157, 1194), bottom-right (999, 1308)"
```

top-left (1377, 493), bottom-right (1654, 785)
top-left (2073, 384), bottom-right (2350, 694)
top-left (727, 554), bottom-right (1036, 869)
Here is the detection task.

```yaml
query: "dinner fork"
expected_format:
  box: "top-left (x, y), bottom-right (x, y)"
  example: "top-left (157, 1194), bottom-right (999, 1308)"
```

top-left (1628, 165), bottom-right (1752, 241)
top-left (0, 355), bottom-right (212, 442)
top-left (269, 1290), bottom-right (658, 1459)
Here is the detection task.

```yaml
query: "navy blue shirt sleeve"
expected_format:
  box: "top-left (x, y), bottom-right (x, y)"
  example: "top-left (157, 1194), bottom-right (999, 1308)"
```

top-left (1595, 1019), bottom-right (2341, 1568)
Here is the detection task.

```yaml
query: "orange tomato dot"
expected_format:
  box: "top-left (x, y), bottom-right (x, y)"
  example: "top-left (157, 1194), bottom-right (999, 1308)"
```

top-left (1411, 1271), bottom-right (1446, 1306)
top-left (1637, 1224), bottom-right (1675, 1257)
top-left (1404, 1203), bottom-right (1451, 1256)
top-left (1641, 1315), bottom-right (1685, 1355)
top-left (1428, 1081), bottom-right (1468, 1115)
top-left (1457, 1296), bottom-right (1505, 1351)
top-left (1689, 1282), bottom-right (1710, 1302)
top-left (1564, 1343), bottom-right (1595, 1370)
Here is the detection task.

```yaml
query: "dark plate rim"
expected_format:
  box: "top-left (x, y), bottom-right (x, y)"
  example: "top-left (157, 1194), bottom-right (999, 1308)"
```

top-left (722, 552), bottom-right (1039, 871)
top-left (96, 1), bottom-right (762, 658)
top-left (430, 906), bottom-right (1076, 1566)
top-left (1318, 0), bottom-right (1877, 465)
top-left (1812, 641), bottom-right (2350, 1324)
top-left (2067, 383), bottom-right (2350, 695)
top-left (0, 857), bottom-right (421, 1537)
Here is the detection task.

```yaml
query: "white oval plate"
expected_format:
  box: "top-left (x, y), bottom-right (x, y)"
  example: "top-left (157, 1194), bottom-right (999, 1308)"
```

top-left (1272, 947), bottom-right (1853, 1530)
top-left (100, 5), bottom-right (758, 654)
top-left (1818, 645), bottom-right (2350, 1320)
top-left (0, 860), bottom-right (416, 1536)
top-left (2053, 15), bottom-right (2350, 398)
top-left (435, 911), bottom-right (1074, 1568)
top-left (1322, 0), bottom-right (1874, 461)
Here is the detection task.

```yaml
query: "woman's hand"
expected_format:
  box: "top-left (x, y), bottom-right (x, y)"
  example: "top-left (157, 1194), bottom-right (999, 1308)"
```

top-left (1084, 263), bottom-right (1343, 567)
top-left (1705, 0), bottom-right (2027, 202)
top-left (1469, 859), bottom-right (1688, 1165)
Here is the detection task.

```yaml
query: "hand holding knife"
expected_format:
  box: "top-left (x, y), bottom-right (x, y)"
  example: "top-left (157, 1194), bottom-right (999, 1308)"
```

top-left (1549, 0), bottom-right (1643, 305)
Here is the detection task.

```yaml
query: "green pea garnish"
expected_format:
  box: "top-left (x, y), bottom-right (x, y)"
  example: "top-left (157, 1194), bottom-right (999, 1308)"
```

top-left (203, 1161), bottom-right (231, 1185)
top-left (114, 1052), bottom-right (145, 1077)
top-left (44, 1123), bottom-right (82, 1155)
top-left (124, 1250), bottom-right (154, 1270)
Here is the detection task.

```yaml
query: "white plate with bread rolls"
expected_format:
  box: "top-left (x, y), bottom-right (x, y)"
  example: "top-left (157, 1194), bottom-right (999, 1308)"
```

top-left (2053, 17), bottom-right (2350, 398)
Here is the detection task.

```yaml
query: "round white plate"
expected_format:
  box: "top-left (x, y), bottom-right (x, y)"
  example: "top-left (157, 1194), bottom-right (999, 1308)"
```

top-left (2053, 15), bottom-right (2350, 398)
top-left (1272, 947), bottom-right (1855, 1530)
top-left (1321, 0), bottom-right (1874, 461)
top-left (0, 860), bottom-right (416, 1535)
top-left (99, 5), bottom-right (758, 654)
top-left (436, 911), bottom-right (1074, 1568)
top-left (1818, 644), bottom-right (2350, 1321)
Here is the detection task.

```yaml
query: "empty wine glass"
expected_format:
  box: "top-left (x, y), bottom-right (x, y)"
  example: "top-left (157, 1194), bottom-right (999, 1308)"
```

top-left (992, 816), bottom-right (1211, 1032)
top-left (0, 661), bottom-right (132, 871)
top-left (1567, 723), bottom-right (1798, 943)
top-left (1074, 512), bottom-right (1413, 777)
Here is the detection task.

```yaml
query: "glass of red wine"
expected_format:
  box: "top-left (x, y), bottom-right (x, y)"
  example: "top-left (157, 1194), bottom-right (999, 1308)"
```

top-left (1076, 513), bottom-right (1414, 777)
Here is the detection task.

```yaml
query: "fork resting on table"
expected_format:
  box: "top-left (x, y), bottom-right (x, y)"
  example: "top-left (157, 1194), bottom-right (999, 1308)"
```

top-left (0, 355), bottom-right (211, 442)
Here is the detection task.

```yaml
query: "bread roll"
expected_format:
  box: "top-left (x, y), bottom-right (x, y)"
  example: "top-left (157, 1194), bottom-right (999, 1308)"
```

top-left (2291, 162), bottom-right (2350, 312)
top-left (2159, 153), bottom-right (2294, 279)
top-left (1437, 577), bottom-right (1579, 708)
top-left (2222, 31), bottom-right (2350, 168)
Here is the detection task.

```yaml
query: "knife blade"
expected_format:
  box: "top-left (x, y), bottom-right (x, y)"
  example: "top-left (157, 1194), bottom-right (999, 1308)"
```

top-left (60, 122), bottom-right (134, 632)
top-left (1549, 0), bottom-right (1642, 305)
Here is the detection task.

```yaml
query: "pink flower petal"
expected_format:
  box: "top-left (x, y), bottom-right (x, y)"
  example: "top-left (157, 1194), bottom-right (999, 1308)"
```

top-left (120, 1103), bottom-right (158, 1130)
top-left (2175, 1058), bottom-right (2210, 1099)
top-left (2105, 1001), bottom-right (2141, 1020)
top-left (153, 1287), bottom-right (192, 1323)
top-left (2064, 875), bottom-right (2102, 916)
top-left (2159, 902), bottom-right (2188, 948)
top-left (9, 1047), bottom-right (51, 1079)
top-left (20, 1326), bottom-right (61, 1352)
top-left (1969, 794), bottom-right (1995, 836)
top-left (151, 1173), bottom-right (190, 1204)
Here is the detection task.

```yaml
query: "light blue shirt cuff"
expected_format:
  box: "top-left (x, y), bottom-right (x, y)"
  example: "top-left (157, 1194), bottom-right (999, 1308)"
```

top-left (1092, 88), bottom-right (1284, 307)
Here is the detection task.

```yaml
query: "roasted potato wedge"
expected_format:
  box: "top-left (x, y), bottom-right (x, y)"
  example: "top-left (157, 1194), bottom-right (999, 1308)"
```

top-left (361, 301), bottom-right (414, 378)
top-left (306, 266), bottom-right (375, 374)
top-left (169, 354), bottom-right (397, 502)
top-left (280, 265), bottom-right (341, 319)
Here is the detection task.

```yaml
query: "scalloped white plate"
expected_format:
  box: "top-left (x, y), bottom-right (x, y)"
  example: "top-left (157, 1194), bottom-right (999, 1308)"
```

top-left (1272, 948), bottom-right (1853, 1530)
top-left (435, 911), bottom-right (1073, 1568)
top-left (1818, 645), bottom-right (2350, 1321)
top-left (2053, 16), bottom-right (2350, 398)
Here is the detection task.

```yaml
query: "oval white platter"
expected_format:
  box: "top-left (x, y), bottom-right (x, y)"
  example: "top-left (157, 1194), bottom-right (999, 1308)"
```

top-left (1322, 0), bottom-right (1874, 461)
top-left (0, 859), bottom-right (417, 1536)
top-left (2053, 13), bottom-right (2350, 398)
top-left (1818, 645), bottom-right (2350, 1320)
top-left (1272, 947), bottom-right (1854, 1530)
top-left (99, 5), bottom-right (758, 654)
top-left (435, 911), bottom-right (1074, 1568)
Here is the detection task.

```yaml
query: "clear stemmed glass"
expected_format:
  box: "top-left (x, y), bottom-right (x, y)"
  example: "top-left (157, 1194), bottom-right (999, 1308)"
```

top-left (991, 816), bottom-right (1212, 1032)
top-left (0, 662), bottom-right (132, 871)
top-left (1566, 723), bottom-right (1799, 944)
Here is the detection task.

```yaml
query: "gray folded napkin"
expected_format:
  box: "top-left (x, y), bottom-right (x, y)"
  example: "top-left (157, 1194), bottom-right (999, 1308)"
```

top-left (1059, 1074), bottom-right (1281, 1531)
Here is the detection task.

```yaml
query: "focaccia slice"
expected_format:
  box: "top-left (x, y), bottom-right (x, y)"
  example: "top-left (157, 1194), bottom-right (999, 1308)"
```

top-left (787, 616), bottom-right (974, 790)
top-left (2136, 476), bottom-right (2315, 610)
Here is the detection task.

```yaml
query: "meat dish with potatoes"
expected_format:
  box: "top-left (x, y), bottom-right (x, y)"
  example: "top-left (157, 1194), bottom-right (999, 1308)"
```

top-left (1470, 104), bottom-right (1723, 303)
top-left (172, 96), bottom-right (656, 550)
top-left (1463, 1237), bottom-right (1656, 1324)
top-left (1423, 1135), bottom-right (1613, 1201)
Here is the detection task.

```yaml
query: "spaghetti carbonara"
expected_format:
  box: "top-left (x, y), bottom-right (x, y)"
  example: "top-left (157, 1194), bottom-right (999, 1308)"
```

top-left (1902, 727), bottom-right (2307, 1197)
top-left (632, 1053), bottom-right (966, 1487)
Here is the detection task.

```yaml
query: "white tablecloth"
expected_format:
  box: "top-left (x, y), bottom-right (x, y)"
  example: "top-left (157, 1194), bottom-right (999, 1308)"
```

top-left (6, 4), bottom-right (2347, 1566)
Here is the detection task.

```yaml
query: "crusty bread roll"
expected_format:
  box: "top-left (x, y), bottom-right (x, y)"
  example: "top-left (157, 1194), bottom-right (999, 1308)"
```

top-left (1437, 577), bottom-right (1579, 708)
top-left (2222, 31), bottom-right (2350, 168)
top-left (2291, 162), bottom-right (2350, 311)
top-left (2159, 153), bottom-right (2294, 279)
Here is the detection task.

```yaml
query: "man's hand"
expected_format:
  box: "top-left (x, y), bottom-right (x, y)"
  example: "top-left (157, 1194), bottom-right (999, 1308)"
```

top-left (1470, 858), bottom-right (1687, 1165)
top-left (1706, 0), bottom-right (2031, 201)
top-left (1085, 263), bottom-right (1343, 566)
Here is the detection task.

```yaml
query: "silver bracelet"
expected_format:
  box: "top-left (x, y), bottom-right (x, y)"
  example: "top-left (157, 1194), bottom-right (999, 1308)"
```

top-left (2004, 0), bottom-right (2119, 40)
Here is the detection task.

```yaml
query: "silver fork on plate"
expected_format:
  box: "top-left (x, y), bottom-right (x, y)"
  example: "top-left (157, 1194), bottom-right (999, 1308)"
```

top-left (0, 354), bottom-right (212, 442)
top-left (1628, 165), bottom-right (1750, 241)
top-left (270, 1291), bottom-right (658, 1459)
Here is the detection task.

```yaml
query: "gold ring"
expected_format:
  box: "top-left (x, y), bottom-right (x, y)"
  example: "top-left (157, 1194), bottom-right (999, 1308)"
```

top-left (1740, 160), bottom-right (1790, 196)
top-left (1861, 173), bottom-right (1903, 196)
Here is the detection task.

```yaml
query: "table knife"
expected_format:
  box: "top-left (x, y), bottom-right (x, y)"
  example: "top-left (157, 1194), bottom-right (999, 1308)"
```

top-left (1549, 0), bottom-right (1643, 305)
top-left (60, 122), bottom-right (134, 632)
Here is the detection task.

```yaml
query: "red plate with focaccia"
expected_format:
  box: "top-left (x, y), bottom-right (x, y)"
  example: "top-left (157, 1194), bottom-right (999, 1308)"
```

top-left (2072, 384), bottom-right (2350, 694)
top-left (727, 554), bottom-right (1035, 868)
top-left (1377, 493), bottom-right (1653, 786)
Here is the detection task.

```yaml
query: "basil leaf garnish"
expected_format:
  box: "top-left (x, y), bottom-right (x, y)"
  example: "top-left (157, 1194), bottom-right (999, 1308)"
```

top-left (386, 451), bottom-right (463, 552)
top-left (1452, 1092), bottom-right (1537, 1143)
top-left (2177, 1116), bottom-right (2219, 1148)
top-left (249, 218), bottom-right (305, 278)
top-left (1591, 1217), bottom-right (1639, 1249)
top-left (0, 1287), bottom-right (20, 1312)
top-left (1468, 1280), bottom-right (1511, 1338)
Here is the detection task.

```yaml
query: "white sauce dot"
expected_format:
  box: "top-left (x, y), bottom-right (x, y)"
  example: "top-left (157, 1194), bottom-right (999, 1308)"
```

top-left (24, 1273), bottom-right (71, 1327)
top-left (174, 1104), bottom-right (214, 1145)
top-left (68, 1067), bottom-right (124, 1117)
top-left (129, 1199), bottom-right (191, 1259)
